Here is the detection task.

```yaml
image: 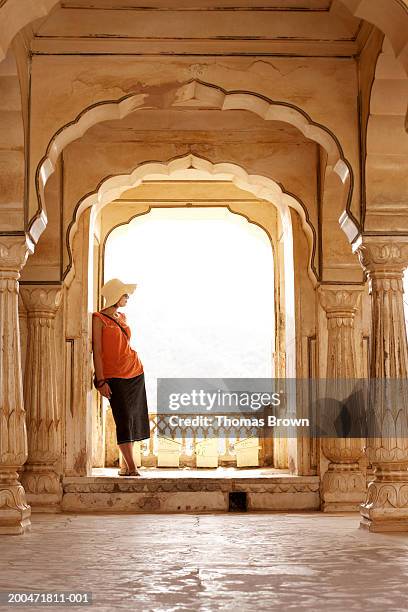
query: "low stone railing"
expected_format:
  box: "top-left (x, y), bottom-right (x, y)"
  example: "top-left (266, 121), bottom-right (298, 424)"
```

top-left (106, 410), bottom-right (263, 468)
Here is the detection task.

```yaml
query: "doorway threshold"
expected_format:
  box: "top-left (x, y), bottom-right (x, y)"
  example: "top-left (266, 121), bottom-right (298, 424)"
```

top-left (91, 467), bottom-right (297, 479)
top-left (62, 468), bottom-right (320, 513)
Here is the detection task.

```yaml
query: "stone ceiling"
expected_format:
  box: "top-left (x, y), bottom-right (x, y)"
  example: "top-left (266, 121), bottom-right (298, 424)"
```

top-left (27, 0), bottom-right (372, 57)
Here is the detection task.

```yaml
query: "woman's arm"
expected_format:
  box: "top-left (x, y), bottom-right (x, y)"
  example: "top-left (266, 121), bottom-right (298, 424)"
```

top-left (92, 314), bottom-right (111, 398)
top-left (91, 314), bottom-right (104, 379)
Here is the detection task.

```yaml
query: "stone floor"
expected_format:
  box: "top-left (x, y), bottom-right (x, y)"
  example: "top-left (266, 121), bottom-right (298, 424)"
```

top-left (1, 513), bottom-right (408, 611)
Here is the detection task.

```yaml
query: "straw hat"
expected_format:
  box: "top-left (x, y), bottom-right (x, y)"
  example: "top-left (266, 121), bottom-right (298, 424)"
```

top-left (100, 278), bottom-right (137, 308)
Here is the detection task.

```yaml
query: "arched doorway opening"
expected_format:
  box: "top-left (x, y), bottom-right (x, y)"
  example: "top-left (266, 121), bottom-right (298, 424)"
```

top-left (62, 153), bottom-right (314, 477)
top-left (62, 154), bottom-right (318, 481)
top-left (98, 203), bottom-right (275, 471)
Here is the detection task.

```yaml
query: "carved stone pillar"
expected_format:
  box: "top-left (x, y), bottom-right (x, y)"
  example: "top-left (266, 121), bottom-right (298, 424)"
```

top-left (356, 239), bottom-right (408, 531)
top-left (0, 236), bottom-right (33, 534)
top-left (19, 286), bottom-right (63, 512)
top-left (318, 286), bottom-right (366, 511)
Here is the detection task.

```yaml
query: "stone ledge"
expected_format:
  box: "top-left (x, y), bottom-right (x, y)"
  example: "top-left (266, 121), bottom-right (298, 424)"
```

top-left (61, 473), bottom-right (321, 513)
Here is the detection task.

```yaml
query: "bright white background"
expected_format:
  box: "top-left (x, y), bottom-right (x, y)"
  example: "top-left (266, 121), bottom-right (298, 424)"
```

top-left (104, 207), bottom-right (275, 409)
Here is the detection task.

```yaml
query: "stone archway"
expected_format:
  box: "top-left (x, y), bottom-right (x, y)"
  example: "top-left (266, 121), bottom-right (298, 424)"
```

top-left (29, 80), bottom-right (355, 246)
top-left (0, 1), bottom-right (407, 247)
top-left (363, 38), bottom-right (408, 232)
top-left (0, 49), bottom-right (25, 231)
top-left (68, 152), bottom-right (301, 380)
top-left (64, 153), bottom-right (317, 289)
top-left (0, 0), bottom-right (407, 535)
top-left (62, 153), bottom-right (318, 479)
top-left (334, 1), bottom-right (408, 235)
top-left (99, 202), bottom-right (278, 471)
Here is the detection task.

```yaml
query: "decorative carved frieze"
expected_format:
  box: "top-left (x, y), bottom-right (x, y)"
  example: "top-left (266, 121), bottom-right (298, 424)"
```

top-left (63, 480), bottom-right (321, 495)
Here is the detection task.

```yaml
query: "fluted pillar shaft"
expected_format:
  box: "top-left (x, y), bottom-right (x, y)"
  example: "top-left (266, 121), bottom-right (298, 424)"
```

top-left (357, 239), bottom-right (408, 531)
top-left (318, 286), bottom-right (366, 511)
top-left (20, 286), bottom-right (63, 512)
top-left (0, 236), bottom-right (33, 534)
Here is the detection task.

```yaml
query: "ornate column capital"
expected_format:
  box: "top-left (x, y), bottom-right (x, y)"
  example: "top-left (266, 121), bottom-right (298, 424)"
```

top-left (20, 285), bottom-right (63, 317)
top-left (0, 235), bottom-right (34, 275)
top-left (355, 237), bottom-right (408, 276)
top-left (318, 285), bottom-right (362, 318)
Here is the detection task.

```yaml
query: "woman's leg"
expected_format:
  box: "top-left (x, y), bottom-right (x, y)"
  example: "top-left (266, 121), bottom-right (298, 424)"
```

top-left (118, 442), bottom-right (137, 472)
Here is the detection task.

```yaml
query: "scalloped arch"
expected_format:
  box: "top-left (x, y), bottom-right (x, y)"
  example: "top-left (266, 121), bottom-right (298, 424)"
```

top-left (30, 79), bottom-right (355, 243)
top-left (63, 153), bottom-right (317, 290)
top-left (0, 49), bottom-right (25, 230)
top-left (364, 38), bottom-right (408, 226)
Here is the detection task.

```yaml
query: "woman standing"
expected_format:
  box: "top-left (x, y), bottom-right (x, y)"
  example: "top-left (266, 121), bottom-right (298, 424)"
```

top-left (92, 278), bottom-right (150, 477)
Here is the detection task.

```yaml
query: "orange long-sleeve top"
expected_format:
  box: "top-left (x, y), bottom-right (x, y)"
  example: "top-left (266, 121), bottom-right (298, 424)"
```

top-left (92, 311), bottom-right (144, 379)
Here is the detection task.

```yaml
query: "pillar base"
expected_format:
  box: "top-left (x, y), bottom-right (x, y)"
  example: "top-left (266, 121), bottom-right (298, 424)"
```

top-left (20, 468), bottom-right (62, 513)
top-left (360, 515), bottom-right (408, 532)
top-left (321, 464), bottom-right (366, 512)
top-left (322, 501), bottom-right (362, 513)
top-left (25, 496), bottom-right (62, 513)
top-left (0, 476), bottom-right (31, 535)
top-left (360, 478), bottom-right (408, 532)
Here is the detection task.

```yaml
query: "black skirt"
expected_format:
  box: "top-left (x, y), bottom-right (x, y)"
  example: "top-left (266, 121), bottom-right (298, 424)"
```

top-left (106, 373), bottom-right (150, 444)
